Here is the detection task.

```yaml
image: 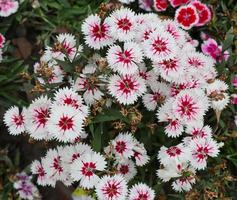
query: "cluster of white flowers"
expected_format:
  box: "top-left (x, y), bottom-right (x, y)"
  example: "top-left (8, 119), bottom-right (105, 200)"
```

top-left (4, 87), bottom-right (89, 142)
top-left (4, 7), bottom-right (229, 198)
top-left (31, 133), bottom-right (154, 200)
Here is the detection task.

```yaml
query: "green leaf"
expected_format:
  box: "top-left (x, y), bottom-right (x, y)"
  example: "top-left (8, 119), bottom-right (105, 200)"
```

top-left (93, 109), bottom-right (129, 123)
top-left (92, 123), bottom-right (103, 152)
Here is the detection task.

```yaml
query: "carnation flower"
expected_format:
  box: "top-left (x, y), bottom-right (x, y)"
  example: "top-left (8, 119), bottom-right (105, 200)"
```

top-left (142, 81), bottom-right (169, 111)
top-left (172, 176), bottom-right (196, 192)
top-left (108, 74), bottom-right (146, 105)
top-left (31, 160), bottom-right (49, 186)
top-left (173, 89), bottom-right (209, 123)
top-left (116, 160), bottom-right (137, 181)
top-left (185, 123), bottom-right (212, 139)
top-left (82, 14), bottom-right (113, 49)
top-left (70, 152), bottom-right (106, 189)
top-left (158, 144), bottom-right (190, 166)
top-left (154, 0), bottom-right (169, 12)
top-left (111, 132), bottom-right (136, 159)
top-left (188, 137), bottom-right (220, 169)
top-left (133, 142), bottom-right (150, 166)
top-left (96, 175), bottom-right (128, 200)
top-left (52, 87), bottom-right (89, 117)
top-left (0, 0), bottom-right (18, 17)
top-left (128, 183), bottom-right (155, 200)
top-left (46, 105), bottom-right (85, 142)
top-left (175, 5), bottom-right (199, 30)
top-left (42, 149), bottom-right (67, 186)
top-left (107, 8), bottom-right (137, 42)
top-left (143, 29), bottom-right (177, 62)
top-left (201, 38), bottom-right (229, 62)
top-left (107, 42), bottom-right (143, 75)
top-left (24, 96), bottom-right (51, 140)
top-left (191, 1), bottom-right (211, 27)
top-left (3, 106), bottom-right (25, 135)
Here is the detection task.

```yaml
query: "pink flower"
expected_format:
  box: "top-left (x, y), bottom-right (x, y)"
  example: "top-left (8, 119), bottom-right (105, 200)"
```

top-left (191, 1), bottom-right (212, 27)
top-left (169, 0), bottom-right (191, 8)
top-left (200, 32), bottom-right (210, 41)
top-left (154, 0), bottom-right (169, 12)
top-left (232, 75), bottom-right (237, 87)
top-left (0, 0), bottom-right (18, 17)
top-left (232, 94), bottom-right (237, 105)
top-left (139, 0), bottom-right (153, 11)
top-left (201, 38), bottom-right (229, 62)
top-left (175, 5), bottom-right (199, 30)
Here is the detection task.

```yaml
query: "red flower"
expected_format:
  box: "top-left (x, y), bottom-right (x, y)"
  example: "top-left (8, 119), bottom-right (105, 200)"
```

top-left (175, 5), bottom-right (198, 30)
top-left (154, 0), bottom-right (169, 11)
top-left (191, 1), bottom-right (211, 26)
top-left (169, 0), bottom-right (191, 8)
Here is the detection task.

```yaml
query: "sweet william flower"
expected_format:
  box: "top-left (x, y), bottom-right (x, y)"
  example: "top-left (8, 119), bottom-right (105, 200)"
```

top-left (82, 14), bottom-right (113, 49)
top-left (175, 5), bottom-right (199, 30)
top-left (3, 106), bottom-right (25, 135)
top-left (191, 0), bottom-right (212, 27)
top-left (95, 175), bottom-right (128, 200)
top-left (128, 183), bottom-right (155, 200)
top-left (108, 74), bottom-right (146, 105)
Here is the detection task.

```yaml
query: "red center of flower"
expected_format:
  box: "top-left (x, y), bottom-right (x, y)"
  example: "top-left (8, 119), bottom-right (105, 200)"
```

top-left (119, 164), bottom-right (129, 174)
top-left (52, 157), bottom-right (63, 173)
top-left (102, 181), bottom-right (121, 198)
top-left (116, 49), bottom-right (133, 65)
top-left (188, 58), bottom-right (204, 68)
top-left (92, 24), bottom-right (107, 40)
top-left (13, 114), bottom-right (24, 127)
top-left (135, 192), bottom-right (149, 200)
top-left (34, 108), bottom-right (50, 128)
top-left (158, 58), bottom-right (178, 73)
top-left (172, 0), bottom-right (191, 7)
top-left (63, 97), bottom-right (79, 109)
top-left (63, 42), bottom-right (74, 55)
top-left (58, 115), bottom-right (74, 131)
top-left (38, 166), bottom-right (46, 177)
top-left (81, 162), bottom-right (96, 177)
top-left (166, 146), bottom-right (182, 157)
top-left (72, 153), bottom-right (80, 162)
top-left (177, 95), bottom-right (198, 119)
top-left (152, 37), bottom-right (168, 54)
top-left (118, 76), bottom-right (137, 94)
top-left (177, 7), bottom-right (197, 27)
top-left (115, 141), bottom-right (127, 154)
top-left (117, 18), bottom-right (132, 32)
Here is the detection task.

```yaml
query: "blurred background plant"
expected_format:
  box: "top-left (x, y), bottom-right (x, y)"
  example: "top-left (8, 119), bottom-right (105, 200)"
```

top-left (0, 0), bottom-right (236, 199)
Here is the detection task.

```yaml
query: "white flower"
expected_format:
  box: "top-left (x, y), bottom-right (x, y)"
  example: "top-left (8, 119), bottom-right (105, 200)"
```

top-left (108, 74), bottom-right (146, 105)
top-left (188, 137), bottom-right (220, 170)
top-left (142, 81), bottom-right (169, 111)
top-left (107, 42), bottom-right (143, 75)
top-left (24, 96), bottom-right (52, 140)
top-left (96, 175), bottom-right (128, 200)
top-left (82, 14), bottom-right (113, 49)
top-left (70, 152), bottom-right (106, 189)
top-left (158, 144), bottom-right (190, 166)
top-left (42, 149), bottom-right (67, 186)
top-left (173, 89), bottom-right (210, 124)
top-left (118, 0), bottom-right (135, 4)
top-left (133, 142), bottom-right (150, 166)
top-left (52, 87), bottom-right (89, 117)
top-left (111, 132), bottom-right (136, 159)
top-left (3, 106), bottom-right (25, 135)
top-left (107, 8), bottom-right (137, 42)
top-left (172, 177), bottom-right (196, 192)
top-left (46, 105), bottom-right (85, 142)
top-left (116, 160), bottom-right (137, 181)
top-left (143, 29), bottom-right (177, 62)
top-left (128, 183), bottom-right (155, 200)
